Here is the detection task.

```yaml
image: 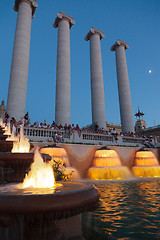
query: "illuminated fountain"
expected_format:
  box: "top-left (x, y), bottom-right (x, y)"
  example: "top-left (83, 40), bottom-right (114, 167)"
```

top-left (0, 148), bottom-right (99, 239)
top-left (0, 122), bottom-right (16, 152)
top-left (0, 118), bottom-right (5, 129)
top-left (6, 125), bottom-right (18, 142)
top-left (11, 125), bottom-right (30, 153)
top-left (88, 148), bottom-right (132, 180)
top-left (132, 149), bottom-right (160, 177)
top-left (40, 146), bottom-right (80, 180)
top-left (22, 148), bottom-right (57, 189)
top-left (3, 121), bottom-right (11, 136)
top-left (0, 125), bottom-right (50, 182)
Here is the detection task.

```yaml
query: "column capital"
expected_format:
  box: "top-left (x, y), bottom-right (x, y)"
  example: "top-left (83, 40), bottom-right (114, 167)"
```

top-left (85, 27), bottom-right (105, 41)
top-left (53, 12), bottom-right (75, 29)
top-left (110, 39), bottom-right (129, 52)
top-left (14, 0), bottom-right (38, 18)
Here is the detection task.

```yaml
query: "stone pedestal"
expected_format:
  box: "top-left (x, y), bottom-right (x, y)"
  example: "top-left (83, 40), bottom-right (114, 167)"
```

top-left (7, 0), bottom-right (38, 121)
top-left (111, 39), bottom-right (134, 133)
top-left (53, 12), bottom-right (75, 126)
top-left (56, 214), bottom-right (83, 239)
top-left (85, 27), bottom-right (106, 129)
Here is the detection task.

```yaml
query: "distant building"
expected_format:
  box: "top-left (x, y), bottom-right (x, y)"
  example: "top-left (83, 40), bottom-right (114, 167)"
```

top-left (82, 122), bottom-right (122, 134)
top-left (135, 109), bottom-right (146, 133)
top-left (0, 100), bottom-right (6, 120)
top-left (141, 126), bottom-right (160, 138)
top-left (134, 110), bottom-right (160, 139)
top-left (106, 122), bottom-right (122, 134)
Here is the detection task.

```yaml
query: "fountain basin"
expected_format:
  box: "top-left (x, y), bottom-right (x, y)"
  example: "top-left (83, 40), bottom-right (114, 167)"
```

top-left (132, 166), bottom-right (160, 177)
top-left (40, 146), bottom-right (69, 166)
top-left (0, 134), bottom-right (8, 141)
top-left (88, 166), bottom-right (132, 180)
top-left (0, 152), bottom-right (51, 182)
top-left (0, 182), bottom-right (99, 217)
top-left (0, 140), bottom-right (13, 152)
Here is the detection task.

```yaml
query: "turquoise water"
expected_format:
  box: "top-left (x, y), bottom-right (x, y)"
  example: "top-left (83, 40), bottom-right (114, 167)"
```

top-left (83, 178), bottom-right (160, 240)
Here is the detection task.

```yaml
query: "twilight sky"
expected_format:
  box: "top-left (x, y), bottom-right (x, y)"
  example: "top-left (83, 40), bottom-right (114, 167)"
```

top-left (0, 0), bottom-right (160, 127)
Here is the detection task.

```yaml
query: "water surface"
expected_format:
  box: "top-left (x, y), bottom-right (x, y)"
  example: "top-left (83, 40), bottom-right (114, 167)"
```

top-left (83, 178), bottom-right (160, 240)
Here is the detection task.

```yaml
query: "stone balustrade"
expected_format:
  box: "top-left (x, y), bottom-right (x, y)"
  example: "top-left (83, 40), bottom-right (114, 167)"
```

top-left (16, 126), bottom-right (145, 146)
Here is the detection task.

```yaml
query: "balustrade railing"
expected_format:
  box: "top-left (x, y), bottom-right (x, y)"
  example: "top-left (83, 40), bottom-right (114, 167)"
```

top-left (122, 136), bottom-right (145, 144)
top-left (16, 126), bottom-right (145, 146)
top-left (82, 133), bottom-right (114, 142)
top-left (17, 127), bottom-right (70, 140)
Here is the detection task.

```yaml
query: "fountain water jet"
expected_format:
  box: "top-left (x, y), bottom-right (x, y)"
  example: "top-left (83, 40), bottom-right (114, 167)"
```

top-left (3, 122), bottom-right (11, 136)
top-left (11, 125), bottom-right (30, 153)
top-left (88, 148), bottom-right (132, 180)
top-left (0, 118), bottom-right (5, 129)
top-left (6, 125), bottom-right (18, 142)
top-left (22, 148), bottom-right (56, 188)
top-left (0, 148), bottom-right (99, 239)
top-left (132, 149), bottom-right (160, 177)
top-left (0, 126), bottom-right (50, 183)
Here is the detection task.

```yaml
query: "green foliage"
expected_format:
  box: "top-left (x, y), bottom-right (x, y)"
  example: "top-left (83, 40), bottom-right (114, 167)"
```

top-left (52, 159), bottom-right (72, 181)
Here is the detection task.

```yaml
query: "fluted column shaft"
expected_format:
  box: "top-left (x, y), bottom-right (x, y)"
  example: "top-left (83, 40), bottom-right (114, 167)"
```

top-left (55, 19), bottom-right (71, 125)
top-left (85, 28), bottom-right (106, 129)
top-left (7, 1), bottom-right (36, 121)
top-left (111, 40), bottom-right (134, 133)
top-left (54, 13), bottom-right (75, 126)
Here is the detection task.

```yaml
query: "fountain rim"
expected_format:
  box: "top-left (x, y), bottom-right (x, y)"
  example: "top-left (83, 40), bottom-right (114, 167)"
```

top-left (0, 182), bottom-right (99, 216)
top-left (0, 152), bottom-right (51, 159)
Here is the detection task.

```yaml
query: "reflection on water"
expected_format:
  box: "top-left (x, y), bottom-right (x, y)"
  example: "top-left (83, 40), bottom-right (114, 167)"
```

top-left (83, 179), bottom-right (160, 240)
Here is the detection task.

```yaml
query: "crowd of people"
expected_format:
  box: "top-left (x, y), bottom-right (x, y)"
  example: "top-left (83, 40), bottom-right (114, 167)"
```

top-left (3, 111), bottom-right (160, 146)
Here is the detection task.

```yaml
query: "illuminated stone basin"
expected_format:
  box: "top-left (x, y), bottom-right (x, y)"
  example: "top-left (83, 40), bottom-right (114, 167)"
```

top-left (132, 150), bottom-right (160, 177)
top-left (0, 152), bottom-right (51, 183)
top-left (88, 149), bottom-right (132, 180)
top-left (40, 147), bottom-right (80, 180)
top-left (0, 182), bottom-right (99, 240)
top-left (40, 147), bottom-right (69, 166)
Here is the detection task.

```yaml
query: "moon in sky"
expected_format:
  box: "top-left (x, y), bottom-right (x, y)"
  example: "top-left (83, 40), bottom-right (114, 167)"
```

top-left (149, 70), bottom-right (152, 73)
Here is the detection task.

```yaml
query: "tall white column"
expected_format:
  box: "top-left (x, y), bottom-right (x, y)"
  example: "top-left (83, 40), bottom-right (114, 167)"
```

top-left (53, 12), bottom-right (75, 126)
top-left (7, 0), bottom-right (38, 121)
top-left (85, 28), bottom-right (106, 129)
top-left (111, 39), bottom-right (134, 133)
